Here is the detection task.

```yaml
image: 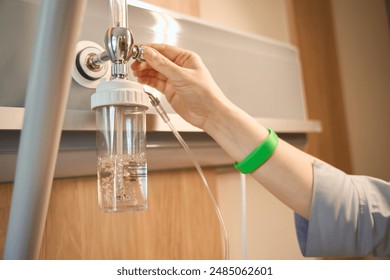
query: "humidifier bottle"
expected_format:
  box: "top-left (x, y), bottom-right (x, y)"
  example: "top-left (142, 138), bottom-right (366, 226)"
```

top-left (91, 79), bottom-right (149, 212)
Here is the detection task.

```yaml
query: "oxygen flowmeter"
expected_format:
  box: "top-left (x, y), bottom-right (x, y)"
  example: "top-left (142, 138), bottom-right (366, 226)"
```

top-left (73, 0), bottom-right (148, 211)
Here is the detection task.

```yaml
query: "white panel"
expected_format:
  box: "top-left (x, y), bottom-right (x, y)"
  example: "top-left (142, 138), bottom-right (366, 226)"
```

top-left (0, 0), bottom-right (308, 121)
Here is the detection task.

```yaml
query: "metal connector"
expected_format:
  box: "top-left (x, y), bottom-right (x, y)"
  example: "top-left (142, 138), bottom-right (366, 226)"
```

top-left (144, 91), bottom-right (170, 123)
top-left (87, 51), bottom-right (110, 70)
top-left (74, 28), bottom-right (143, 84)
top-left (132, 45), bottom-right (146, 62)
top-left (145, 91), bottom-right (160, 106)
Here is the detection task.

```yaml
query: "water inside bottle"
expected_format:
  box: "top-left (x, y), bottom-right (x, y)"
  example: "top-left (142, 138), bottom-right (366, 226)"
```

top-left (97, 153), bottom-right (147, 212)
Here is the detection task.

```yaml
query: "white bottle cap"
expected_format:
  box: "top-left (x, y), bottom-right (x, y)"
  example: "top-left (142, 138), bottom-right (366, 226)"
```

top-left (91, 79), bottom-right (149, 109)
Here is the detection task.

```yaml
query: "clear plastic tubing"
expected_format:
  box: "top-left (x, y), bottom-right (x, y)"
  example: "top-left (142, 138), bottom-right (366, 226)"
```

top-left (240, 173), bottom-right (247, 259)
top-left (91, 79), bottom-right (149, 212)
top-left (148, 93), bottom-right (230, 260)
top-left (109, 0), bottom-right (128, 28)
top-left (168, 121), bottom-right (230, 259)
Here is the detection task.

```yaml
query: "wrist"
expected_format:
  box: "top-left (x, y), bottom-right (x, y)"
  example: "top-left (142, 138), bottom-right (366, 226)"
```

top-left (203, 97), bottom-right (270, 163)
top-left (202, 95), bottom-right (236, 136)
top-left (234, 128), bottom-right (278, 173)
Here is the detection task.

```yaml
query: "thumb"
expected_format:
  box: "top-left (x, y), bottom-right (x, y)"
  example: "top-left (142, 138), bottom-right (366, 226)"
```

top-left (142, 47), bottom-right (183, 80)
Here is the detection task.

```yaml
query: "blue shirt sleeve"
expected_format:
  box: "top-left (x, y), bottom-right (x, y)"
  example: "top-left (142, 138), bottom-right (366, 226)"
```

top-left (295, 160), bottom-right (390, 257)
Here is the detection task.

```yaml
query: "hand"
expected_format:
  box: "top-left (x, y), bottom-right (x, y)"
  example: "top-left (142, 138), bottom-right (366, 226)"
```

top-left (131, 43), bottom-right (232, 131)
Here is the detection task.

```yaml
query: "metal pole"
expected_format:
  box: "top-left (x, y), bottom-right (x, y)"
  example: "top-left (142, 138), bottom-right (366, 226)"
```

top-left (4, 0), bottom-right (87, 259)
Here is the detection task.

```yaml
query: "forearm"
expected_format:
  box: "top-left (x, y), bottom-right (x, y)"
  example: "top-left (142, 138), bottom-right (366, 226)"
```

top-left (204, 99), bottom-right (315, 219)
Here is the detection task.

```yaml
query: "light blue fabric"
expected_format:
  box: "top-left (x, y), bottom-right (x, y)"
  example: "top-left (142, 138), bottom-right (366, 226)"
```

top-left (295, 160), bottom-right (390, 257)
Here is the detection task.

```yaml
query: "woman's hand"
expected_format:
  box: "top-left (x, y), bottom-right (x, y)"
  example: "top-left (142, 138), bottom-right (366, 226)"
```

top-left (131, 43), bottom-right (232, 131)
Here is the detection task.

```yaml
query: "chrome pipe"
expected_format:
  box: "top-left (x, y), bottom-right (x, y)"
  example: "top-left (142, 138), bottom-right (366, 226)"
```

top-left (4, 0), bottom-right (87, 259)
top-left (109, 0), bottom-right (128, 28)
top-left (76, 0), bottom-right (139, 80)
top-left (88, 50), bottom-right (110, 69)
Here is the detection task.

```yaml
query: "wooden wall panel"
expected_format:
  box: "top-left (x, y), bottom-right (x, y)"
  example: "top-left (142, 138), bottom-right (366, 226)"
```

top-left (286, 0), bottom-right (352, 172)
top-left (1, 168), bottom-right (222, 259)
top-left (41, 168), bottom-right (221, 259)
top-left (0, 183), bottom-right (12, 258)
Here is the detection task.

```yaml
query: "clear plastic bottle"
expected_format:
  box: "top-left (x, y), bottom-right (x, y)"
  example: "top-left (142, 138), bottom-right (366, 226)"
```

top-left (91, 79), bottom-right (149, 212)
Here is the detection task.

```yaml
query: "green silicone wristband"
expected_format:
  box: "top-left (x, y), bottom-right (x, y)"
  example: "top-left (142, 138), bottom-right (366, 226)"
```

top-left (234, 128), bottom-right (278, 174)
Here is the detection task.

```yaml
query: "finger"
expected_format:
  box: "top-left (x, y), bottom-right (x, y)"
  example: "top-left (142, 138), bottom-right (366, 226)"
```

top-left (141, 47), bottom-right (185, 81)
top-left (131, 60), bottom-right (152, 72)
top-left (133, 68), bottom-right (167, 81)
top-left (136, 75), bottom-right (168, 94)
top-left (136, 43), bottom-right (186, 62)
